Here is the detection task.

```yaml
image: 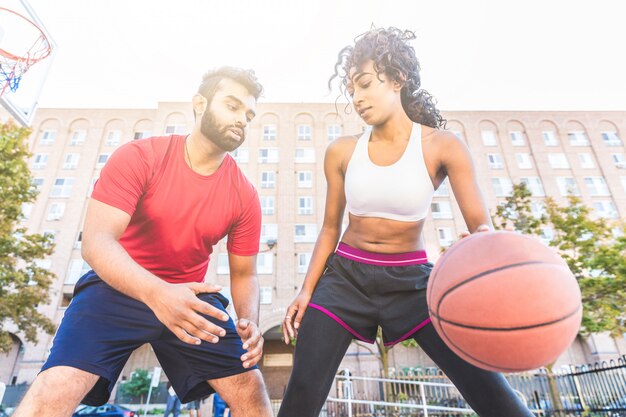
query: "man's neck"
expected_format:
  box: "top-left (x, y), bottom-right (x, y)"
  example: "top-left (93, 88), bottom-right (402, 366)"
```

top-left (185, 131), bottom-right (227, 176)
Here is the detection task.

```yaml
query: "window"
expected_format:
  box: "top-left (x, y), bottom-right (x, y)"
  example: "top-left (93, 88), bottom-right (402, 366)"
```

top-left (593, 201), bottom-right (618, 219)
top-left (577, 153), bottom-right (595, 169)
top-left (217, 253), bottom-right (230, 274)
top-left (21, 203), bottom-right (33, 219)
top-left (611, 153), bottom-right (626, 168)
top-left (260, 196), bottom-right (275, 215)
top-left (260, 287), bottom-right (273, 304)
top-left (556, 177), bottom-right (580, 196)
top-left (431, 201), bottom-right (452, 219)
top-left (297, 171), bottom-right (313, 188)
top-left (568, 131), bottom-right (589, 146)
top-left (260, 224), bottom-right (278, 243)
top-left (542, 131), bottom-right (559, 146)
top-left (509, 131), bottom-right (525, 146)
top-left (451, 131), bottom-right (464, 140)
top-left (259, 148), bottom-right (279, 163)
top-left (165, 124), bottom-right (186, 134)
top-left (32, 153), bottom-right (48, 169)
top-left (294, 224), bottom-right (317, 243)
top-left (531, 202), bottom-right (546, 219)
top-left (40, 130), bottom-right (56, 145)
top-left (491, 177), bottom-right (513, 197)
top-left (297, 124), bottom-right (312, 140)
top-left (75, 231), bottom-right (83, 249)
top-left (487, 154), bottom-right (503, 169)
top-left (65, 259), bottom-right (91, 285)
top-left (437, 227), bottom-right (454, 247)
top-left (260, 171), bottom-right (276, 188)
top-left (97, 153), bottom-right (110, 167)
top-left (540, 227), bottom-right (554, 244)
top-left (230, 148), bottom-right (249, 163)
top-left (70, 130), bottom-right (86, 146)
top-left (327, 124), bottom-right (341, 141)
top-left (32, 177), bottom-right (44, 191)
top-left (295, 148), bottom-right (315, 163)
top-left (63, 153), bottom-right (80, 170)
top-left (548, 153), bottom-right (570, 169)
top-left (256, 253), bottom-right (273, 274)
top-left (584, 177), bottom-right (610, 196)
top-left (51, 178), bottom-right (75, 198)
top-left (263, 124), bottom-right (277, 140)
top-left (515, 153), bottom-right (532, 169)
top-left (105, 130), bottom-right (121, 146)
top-left (298, 197), bottom-right (313, 215)
top-left (520, 177), bottom-right (545, 197)
top-left (602, 131), bottom-right (622, 146)
top-left (298, 253), bottom-right (312, 273)
top-left (433, 180), bottom-right (449, 197)
top-left (47, 202), bottom-right (66, 221)
top-left (481, 130), bottom-right (497, 146)
top-left (88, 177), bottom-right (98, 197)
top-left (133, 131), bottom-right (151, 140)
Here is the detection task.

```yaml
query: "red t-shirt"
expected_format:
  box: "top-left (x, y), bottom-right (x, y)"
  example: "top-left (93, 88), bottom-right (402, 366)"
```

top-left (91, 135), bottom-right (261, 283)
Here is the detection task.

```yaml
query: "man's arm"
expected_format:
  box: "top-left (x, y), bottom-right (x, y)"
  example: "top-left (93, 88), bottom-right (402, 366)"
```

top-left (82, 199), bottom-right (229, 345)
top-left (228, 252), bottom-right (263, 368)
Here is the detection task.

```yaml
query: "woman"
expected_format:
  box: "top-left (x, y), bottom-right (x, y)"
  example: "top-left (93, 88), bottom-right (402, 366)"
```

top-left (278, 28), bottom-right (533, 417)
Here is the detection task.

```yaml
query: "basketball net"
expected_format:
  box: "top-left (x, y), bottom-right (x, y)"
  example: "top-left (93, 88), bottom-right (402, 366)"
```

top-left (0, 6), bottom-right (52, 97)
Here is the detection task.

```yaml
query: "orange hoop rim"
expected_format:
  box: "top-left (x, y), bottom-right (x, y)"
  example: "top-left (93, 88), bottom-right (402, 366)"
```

top-left (0, 6), bottom-right (52, 64)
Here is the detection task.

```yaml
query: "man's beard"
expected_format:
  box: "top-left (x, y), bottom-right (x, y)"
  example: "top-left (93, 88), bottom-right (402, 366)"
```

top-left (200, 109), bottom-right (244, 152)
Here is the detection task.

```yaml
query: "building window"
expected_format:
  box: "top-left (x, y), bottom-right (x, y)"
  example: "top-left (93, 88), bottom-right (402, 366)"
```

top-left (297, 171), bottom-right (313, 188)
top-left (487, 153), bottom-right (503, 169)
top-left (297, 252), bottom-right (312, 274)
top-left (433, 180), bottom-right (450, 197)
top-left (601, 131), bottom-right (622, 147)
top-left (21, 203), bottom-right (34, 219)
top-left (165, 124), bottom-right (186, 134)
top-left (70, 130), bottom-right (86, 146)
top-left (39, 130), bottom-right (56, 145)
top-left (515, 153), bottom-right (533, 169)
top-left (327, 124), bottom-right (341, 141)
top-left (540, 227), bottom-right (554, 244)
top-left (63, 153), bottom-right (80, 170)
top-left (437, 227), bottom-right (454, 247)
top-left (620, 176), bottom-right (626, 193)
top-left (65, 259), bottom-right (91, 285)
top-left (51, 178), bottom-right (75, 198)
top-left (542, 131), bottom-right (559, 146)
top-left (611, 153), bottom-right (626, 168)
top-left (133, 131), bottom-right (151, 140)
top-left (97, 153), bottom-right (110, 167)
top-left (260, 196), bottom-right (275, 215)
top-left (520, 177), bottom-right (545, 197)
top-left (260, 287), bottom-right (273, 304)
top-left (509, 131), bottom-right (525, 147)
top-left (260, 171), bottom-right (276, 189)
top-left (295, 148), bottom-right (315, 163)
top-left (263, 124), bottom-right (277, 141)
top-left (47, 202), bottom-right (66, 221)
top-left (297, 124), bottom-right (312, 140)
top-left (577, 153), bottom-right (595, 169)
top-left (105, 130), bottom-right (121, 146)
top-left (531, 202), bottom-right (546, 219)
top-left (217, 253), bottom-right (229, 275)
top-left (298, 196), bottom-right (313, 215)
top-left (32, 153), bottom-right (49, 169)
top-left (556, 177), bottom-right (580, 196)
top-left (294, 224), bottom-right (317, 243)
top-left (491, 177), bottom-right (513, 197)
top-left (259, 148), bottom-right (279, 163)
top-left (593, 201), bottom-right (618, 219)
top-left (451, 131), bottom-right (464, 140)
top-left (32, 177), bottom-right (44, 192)
top-left (548, 153), bottom-right (570, 169)
top-left (257, 253), bottom-right (273, 274)
top-left (431, 201), bottom-right (452, 219)
top-left (481, 130), bottom-right (497, 147)
top-left (584, 177), bottom-right (610, 196)
top-left (568, 131), bottom-right (589, 146)
top-left (260, 224), bottom-right (278, 243)
top-left (230, 148), bottom-right (249, 163)
top-left (75, 231), bottom-right (83, 249)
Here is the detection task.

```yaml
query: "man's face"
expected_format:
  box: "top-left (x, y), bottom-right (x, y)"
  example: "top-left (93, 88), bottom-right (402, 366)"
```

top-left (200, 78), bottom-right (257, 152)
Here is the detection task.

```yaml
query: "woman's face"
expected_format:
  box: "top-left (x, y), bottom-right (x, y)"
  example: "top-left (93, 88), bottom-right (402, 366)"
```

top-left (346, 59), bottom-right (403, 125)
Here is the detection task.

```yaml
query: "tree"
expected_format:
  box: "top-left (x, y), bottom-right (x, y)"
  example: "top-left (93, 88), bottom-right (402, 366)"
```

top-left (0, 121), bottom-right (56, 353)
top-left (120, 368), bottom-right (151, 404)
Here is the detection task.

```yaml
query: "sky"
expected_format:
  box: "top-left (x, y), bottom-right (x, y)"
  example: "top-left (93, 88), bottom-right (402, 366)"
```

top-left (5, 0), bottom-right (626, 112)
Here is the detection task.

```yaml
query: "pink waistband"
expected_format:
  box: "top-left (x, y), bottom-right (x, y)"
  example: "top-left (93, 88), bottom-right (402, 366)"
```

top-left (335, 242), bottom-right (428, 266)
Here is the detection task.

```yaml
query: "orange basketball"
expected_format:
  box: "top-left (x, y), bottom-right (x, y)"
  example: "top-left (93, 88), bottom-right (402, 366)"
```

top-left (426, 231), bottom-right (582, 372)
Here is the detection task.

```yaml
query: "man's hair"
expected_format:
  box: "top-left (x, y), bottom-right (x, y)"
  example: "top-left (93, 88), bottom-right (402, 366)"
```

top-left (198, 66), bottom-right (263, 103)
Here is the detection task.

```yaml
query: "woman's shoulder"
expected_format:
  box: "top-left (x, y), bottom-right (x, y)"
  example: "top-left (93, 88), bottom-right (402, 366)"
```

top-left (327, 134), bottom-right (360, 154)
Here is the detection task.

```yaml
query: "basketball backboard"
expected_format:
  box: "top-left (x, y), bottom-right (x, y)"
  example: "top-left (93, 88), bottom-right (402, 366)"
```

top-left (0, 0), bottom-right (55, 126)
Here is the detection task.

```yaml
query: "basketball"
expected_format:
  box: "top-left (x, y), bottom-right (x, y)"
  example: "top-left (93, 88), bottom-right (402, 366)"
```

top-left (427, 230), bottom-right (582, 372)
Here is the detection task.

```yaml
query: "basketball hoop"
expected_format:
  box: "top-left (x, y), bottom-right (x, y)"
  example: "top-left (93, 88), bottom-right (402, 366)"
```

top-left (0, 6), bottom-right (52, 97)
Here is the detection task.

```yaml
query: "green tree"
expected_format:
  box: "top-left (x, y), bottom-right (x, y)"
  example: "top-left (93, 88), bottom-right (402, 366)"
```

top-left (0, 121), bottom-right (56, 353)
top-left (120, 368), bottom-right (151, 404)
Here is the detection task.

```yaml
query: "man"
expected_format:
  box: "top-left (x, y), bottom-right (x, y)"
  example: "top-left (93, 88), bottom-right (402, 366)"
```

top-left (14, 67), bottom-right (272, 417)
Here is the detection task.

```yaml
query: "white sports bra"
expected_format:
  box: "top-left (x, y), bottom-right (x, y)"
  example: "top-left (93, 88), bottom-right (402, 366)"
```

top-left (344, 123), bottom-right (435, 222)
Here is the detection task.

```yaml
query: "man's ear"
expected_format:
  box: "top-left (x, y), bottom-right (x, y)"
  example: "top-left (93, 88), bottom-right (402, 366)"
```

top-left (192, 94), bottom-right (207, 117)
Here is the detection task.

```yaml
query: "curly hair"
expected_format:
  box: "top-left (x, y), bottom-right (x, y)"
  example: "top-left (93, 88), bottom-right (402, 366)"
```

top-left (330, 27), bottom-right (446, 129)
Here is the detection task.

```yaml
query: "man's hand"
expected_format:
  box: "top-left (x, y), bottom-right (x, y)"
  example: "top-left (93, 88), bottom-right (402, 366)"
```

top-left (236, 319), bottom-right (264, 368)
top-left (147, 282), bottom-right (229, 345)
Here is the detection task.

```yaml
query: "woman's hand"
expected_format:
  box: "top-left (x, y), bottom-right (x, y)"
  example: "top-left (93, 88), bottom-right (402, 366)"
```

top-left (282, 291), bottom-right (313, 344)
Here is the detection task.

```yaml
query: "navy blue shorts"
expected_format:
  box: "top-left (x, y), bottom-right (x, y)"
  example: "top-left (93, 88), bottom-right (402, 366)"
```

top-left (42, 271), bottom-right (255, 406)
